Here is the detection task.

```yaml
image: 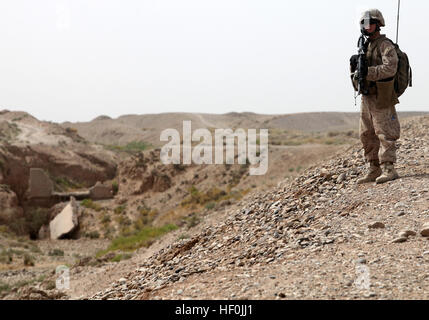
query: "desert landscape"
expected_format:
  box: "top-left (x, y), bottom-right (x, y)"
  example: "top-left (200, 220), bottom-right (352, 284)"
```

top-left (0, 109), bottom-right (428, 299)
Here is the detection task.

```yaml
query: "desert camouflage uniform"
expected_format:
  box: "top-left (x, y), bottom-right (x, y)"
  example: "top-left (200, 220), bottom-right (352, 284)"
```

top-left (352, 34), bottom-right (400, 164)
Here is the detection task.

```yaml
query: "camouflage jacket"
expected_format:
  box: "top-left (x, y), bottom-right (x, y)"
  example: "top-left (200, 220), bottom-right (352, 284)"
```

top-left (366, 34), bottom-right (398, 82)
top-left (351, 34), bottom-right (399, 105)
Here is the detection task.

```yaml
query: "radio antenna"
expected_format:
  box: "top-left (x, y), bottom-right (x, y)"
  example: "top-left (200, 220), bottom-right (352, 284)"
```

top-left (396, 0), bottom-right (401, 44)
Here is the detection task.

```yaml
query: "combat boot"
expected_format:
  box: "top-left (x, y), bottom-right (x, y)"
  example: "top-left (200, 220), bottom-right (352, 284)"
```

top-left (357, 160), bottom-right (382, 184)
top-left (376, 162), bottom-right (399, 184)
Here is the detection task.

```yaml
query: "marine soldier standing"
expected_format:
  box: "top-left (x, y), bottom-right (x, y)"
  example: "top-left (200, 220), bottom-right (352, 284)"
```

top-left (350, 9), bottom-right (400, 184)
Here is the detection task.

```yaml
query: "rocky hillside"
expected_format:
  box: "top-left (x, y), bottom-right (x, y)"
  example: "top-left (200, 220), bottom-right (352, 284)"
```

top-left (87, 115), bottom-right (429, 300)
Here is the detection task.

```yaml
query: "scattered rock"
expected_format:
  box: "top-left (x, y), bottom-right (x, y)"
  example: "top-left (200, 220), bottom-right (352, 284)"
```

top-left (49, 197), bottom-right (79, 239)
top-left (391, 237), bottom-right (408, 244)
top-left (16, 286), bottom-right (68, 300)
top-left (320, 168), bottom-right (332, 179)
top-left (396, 211), bottom-right (406, 217)
top-left (364, 292), bottom-right (377, 298)
top-left (89, 181), bottom-right (113, 200)
top-left (420, 223), bottom-right (429, 237)
top-left (38, 224), bottom-right (50, 240)
top-left (336, 173), bottom-right (346, 184)
top-left (399, 230), bottom-right (416, 238)
top-left (368, 222), bottom-right (385, 229)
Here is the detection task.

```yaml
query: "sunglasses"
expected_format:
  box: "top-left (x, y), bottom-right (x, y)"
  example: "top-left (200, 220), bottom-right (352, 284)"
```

top-left (360, 18), bottom-right (379, 25)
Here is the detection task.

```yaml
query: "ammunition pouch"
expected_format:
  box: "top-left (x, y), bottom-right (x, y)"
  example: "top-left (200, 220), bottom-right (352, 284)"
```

top-left (375, 77), bottom-right (397, 109)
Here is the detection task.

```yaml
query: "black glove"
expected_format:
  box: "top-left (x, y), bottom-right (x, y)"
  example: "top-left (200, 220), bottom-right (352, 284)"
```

top-left (350, 55), bottom-right (358, 72)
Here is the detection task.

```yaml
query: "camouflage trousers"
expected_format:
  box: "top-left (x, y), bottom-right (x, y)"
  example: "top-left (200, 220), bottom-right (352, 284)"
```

top-left (359, 95), bottom-right (400, 164)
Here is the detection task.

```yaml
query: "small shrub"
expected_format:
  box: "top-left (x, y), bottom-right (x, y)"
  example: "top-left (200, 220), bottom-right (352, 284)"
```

top-left (205, 202), bottom-right (215, 210)
top-left (105, 141), bottom-right (152, 153)
top-left (186, 213), bottom-right (200, 229)
top-left (10, 240), bottom-right (29, 249)
top-left (0, 250), bottom-right (13, 264)
top-left (181, 186), bottom-right (225, 207)
top-left (177, 233), bottom-right (190, 241)
top-left (48, 249), bottom-right (64, 257)
top-left (115, 215), bottom-right (131, 228)
top-left (8, 217), bottom-right (27, 235)
top-left (65, 127), bottom-right (78, 134)
top-left (110, 253), bottom-right (132, 262)
top-left (100, 214), bottom-right (111, 224)
top-left (0, 281), bottom-right (11, 295)
top-left (54, 176), bottom-right (83, 192)
top-left (29, 244), bottom-right (42, 254)
top-left (97, 224), bottom-right (178, 256)
top-left (23, 254), bottom-right (35, 266)
top-left (9, 248), bottom-right (25, 256)
top-left (103, 226), bottom-right (115, 240)
top-left (81, 199), bottom-right (102, 211)
top-left (13, 279), bottom-right (33, 289)
top-left (0, 225), bottom-right (10, 235)
top-left (86, 231), bottom-right (100, 239)
top-left (72, 253), bottom-right (81, 259)
top-left (45, 280), bottom-right (56, 290)
top-left (133, 207), bottom-right (158, 230)
top-left (26, 208), bottom-right (50, 239)
top-left (173, 164), bottom-right (185, 171)
top-left (114, 205), bottom-right (126, 215)
top-left (112, 181), bottom-right (119, 195)
top-left (327, 131), bottom-right (339, 137)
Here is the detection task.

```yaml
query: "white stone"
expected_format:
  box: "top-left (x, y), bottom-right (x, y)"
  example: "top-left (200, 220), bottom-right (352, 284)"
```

top-left (49, 197), bottom-right (79, 239)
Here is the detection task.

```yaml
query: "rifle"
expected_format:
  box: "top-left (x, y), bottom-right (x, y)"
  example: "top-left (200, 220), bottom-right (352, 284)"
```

top-left (356, 34), bottom-right (370, 96)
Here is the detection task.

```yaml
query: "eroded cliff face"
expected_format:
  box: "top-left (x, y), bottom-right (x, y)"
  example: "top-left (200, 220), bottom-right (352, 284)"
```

top-left (0, 110), bottom-right (117, 235)
top-left (0, 185), bottom-right (24, 233)
top-left (0, 143), bottom-right (117, 201)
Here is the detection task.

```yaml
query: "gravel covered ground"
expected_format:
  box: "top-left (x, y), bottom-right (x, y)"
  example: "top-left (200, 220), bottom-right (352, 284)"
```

top-left (87, 116), bottom-right (429, 300)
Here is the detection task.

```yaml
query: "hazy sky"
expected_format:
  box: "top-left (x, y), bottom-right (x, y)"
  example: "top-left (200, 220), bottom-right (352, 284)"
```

top-left (0, 0), bottom-right (427, 123)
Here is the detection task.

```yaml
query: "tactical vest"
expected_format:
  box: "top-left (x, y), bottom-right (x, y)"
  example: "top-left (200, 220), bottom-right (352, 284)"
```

top-left (367, 35), bottom-right (412, 99)
top-left (365, 35), bottom-right (399, 107)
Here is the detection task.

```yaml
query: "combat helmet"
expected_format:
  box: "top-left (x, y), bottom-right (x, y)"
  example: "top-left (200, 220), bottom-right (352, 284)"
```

top-left (360, 9), bottom-right (385, 36)
top-left (360, 9), bottom-right (385, 27)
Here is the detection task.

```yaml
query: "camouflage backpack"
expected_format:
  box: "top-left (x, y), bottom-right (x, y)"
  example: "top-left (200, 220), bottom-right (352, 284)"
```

top-left (385, 39), bottom-right (412, 97)
top-left (368, 37), bottom-right (412, 97)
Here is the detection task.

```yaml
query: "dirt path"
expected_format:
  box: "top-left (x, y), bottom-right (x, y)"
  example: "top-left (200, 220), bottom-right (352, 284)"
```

top-left (195, 114), bottom-right (217, 128)
top-left (16, 122), bottom-right (69, 146)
